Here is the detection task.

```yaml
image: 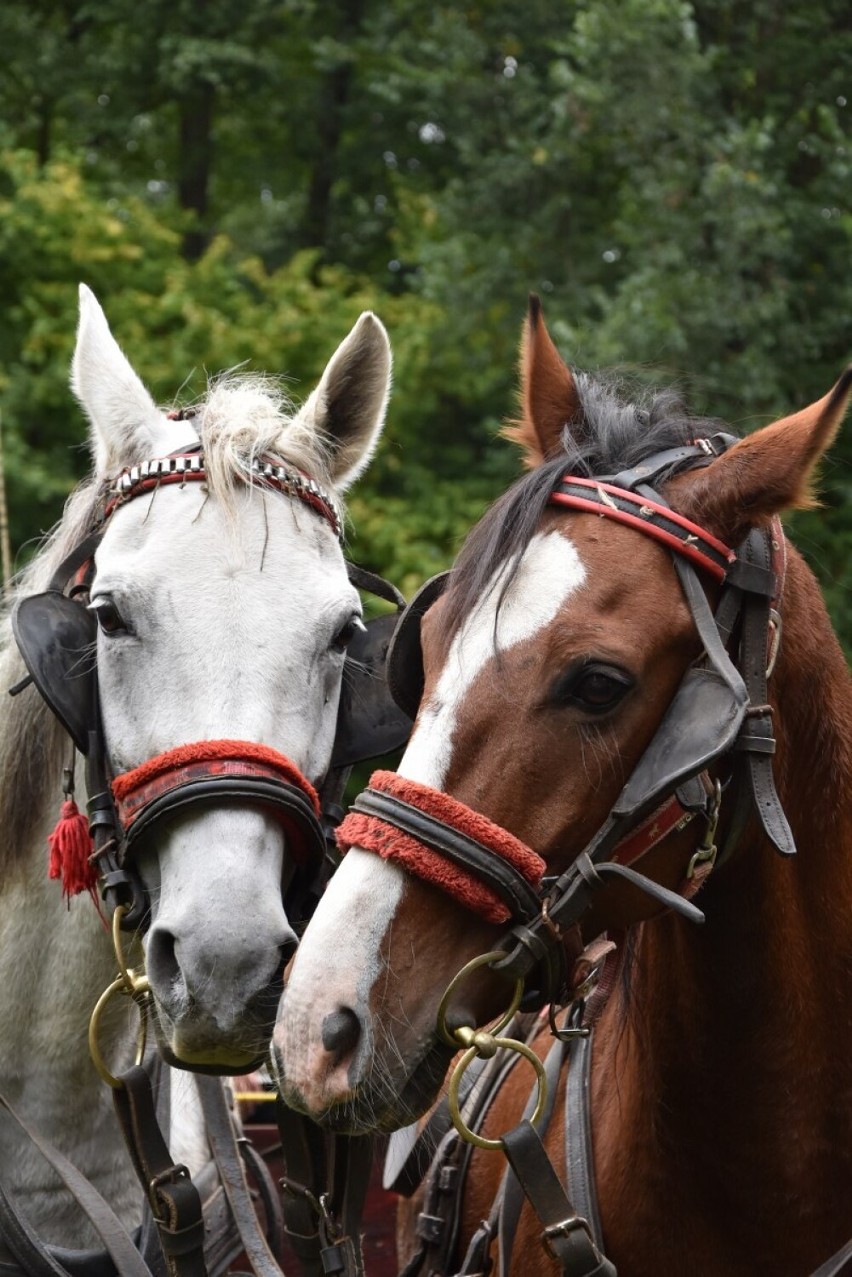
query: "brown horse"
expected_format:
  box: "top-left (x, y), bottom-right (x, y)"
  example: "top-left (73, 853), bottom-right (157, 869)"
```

top-left (274, 300), bottom-right (852, 1275)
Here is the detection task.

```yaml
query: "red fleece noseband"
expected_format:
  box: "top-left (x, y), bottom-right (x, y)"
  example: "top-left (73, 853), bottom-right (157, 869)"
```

top-left (112, 739), bottom-right (320, 854)
top-left (336, 770), bottom-right (545, 924)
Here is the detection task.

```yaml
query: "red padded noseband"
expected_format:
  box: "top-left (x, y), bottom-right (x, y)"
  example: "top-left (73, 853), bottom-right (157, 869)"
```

top-left (112, 739), bottom-right (321, 860)
top-left (337, 770), bottom-right (545, 924)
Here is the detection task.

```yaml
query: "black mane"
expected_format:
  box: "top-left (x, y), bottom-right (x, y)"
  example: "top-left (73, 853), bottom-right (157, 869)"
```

top-left (445, 372), bottom-right (732, 636)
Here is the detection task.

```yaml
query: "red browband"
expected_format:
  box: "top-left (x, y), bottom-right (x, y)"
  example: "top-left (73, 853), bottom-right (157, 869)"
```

top-left (336, 770), bottom-right (546, 924)
top-left (550, 476), bottom-right (736, 581)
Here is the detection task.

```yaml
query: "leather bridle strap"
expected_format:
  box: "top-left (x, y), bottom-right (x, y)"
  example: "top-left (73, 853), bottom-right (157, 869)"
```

top-left (550, 477), bottom-right (736, 581)
top-left (112, 1067), bottom-right (207, 1277)
top-left (275, 1101), bottom-right (371, 1277)
top-left (346, 787), bottom-right (543, 923)
top-left (193, 1077), bottom-right (282, 1277)
top-left (501, 1120), bottom-right (615, 1276)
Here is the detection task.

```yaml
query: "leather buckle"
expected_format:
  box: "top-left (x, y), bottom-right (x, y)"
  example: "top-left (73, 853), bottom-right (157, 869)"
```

top-left (542, 1214), bottom-right (598, 1262)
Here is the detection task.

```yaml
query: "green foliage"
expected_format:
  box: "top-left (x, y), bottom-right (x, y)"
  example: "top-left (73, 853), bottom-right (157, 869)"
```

top-left (0, 0), bottom-right (850, 654)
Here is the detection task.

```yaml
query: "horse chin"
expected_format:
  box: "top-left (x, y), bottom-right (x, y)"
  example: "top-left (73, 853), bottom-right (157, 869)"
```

top-left (151, 1005), bottom-right (272, 1076)
top-left (276, 1036), bottom-right (454, 1135)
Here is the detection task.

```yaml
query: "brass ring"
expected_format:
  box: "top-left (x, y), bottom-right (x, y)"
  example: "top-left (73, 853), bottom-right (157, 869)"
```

top-left (90, 975), bottom-right (150, 1088)
top-left (447, 1037), bottom-right (547, 1151)
top-left (436, 950), bottom-right (524, 1050)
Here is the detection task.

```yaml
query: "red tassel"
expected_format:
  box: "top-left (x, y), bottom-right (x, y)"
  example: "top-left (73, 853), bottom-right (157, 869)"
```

top-left (47, 797), bottom-right (97, 903)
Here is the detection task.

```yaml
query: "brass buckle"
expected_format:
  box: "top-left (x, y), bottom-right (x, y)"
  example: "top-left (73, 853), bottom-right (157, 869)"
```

top-left (542, 1214), bottom-right (598, 1263)
top-left (687, 780), bottom-right (721, 880)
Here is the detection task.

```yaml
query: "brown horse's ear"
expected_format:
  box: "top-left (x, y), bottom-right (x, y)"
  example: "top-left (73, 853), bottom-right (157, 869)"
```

top-left (672, 367), bottom-right (852, 545)
top-left (502, 295), bottom-right (583, 469)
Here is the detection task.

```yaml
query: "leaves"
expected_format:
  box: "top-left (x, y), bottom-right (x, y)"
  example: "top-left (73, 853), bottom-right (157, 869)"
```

top-left (0, 0), bottom-right (850, 653)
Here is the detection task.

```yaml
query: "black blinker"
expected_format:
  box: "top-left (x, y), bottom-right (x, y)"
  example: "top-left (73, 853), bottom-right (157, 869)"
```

top-left (12, 593), bottom-right (97, 755)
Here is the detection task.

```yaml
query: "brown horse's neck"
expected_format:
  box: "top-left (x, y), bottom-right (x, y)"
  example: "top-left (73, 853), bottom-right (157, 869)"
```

top-left (592, 544), bottom-right (852, 1273)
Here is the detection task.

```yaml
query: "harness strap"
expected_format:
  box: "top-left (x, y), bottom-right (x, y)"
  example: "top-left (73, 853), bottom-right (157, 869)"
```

top-left (0, 1090), bottom-right (153, 1277)
top-left (733, 529), bottom-right (796, 857)
top-left (275, 1102), bottom-right (371, 1277)
top-left (501, 1121), bottom-right (615, 1276)
top-left (112, 1067), bottom-right (208, 1277)
top-left (194, 1077), bottom-right (282, 1277)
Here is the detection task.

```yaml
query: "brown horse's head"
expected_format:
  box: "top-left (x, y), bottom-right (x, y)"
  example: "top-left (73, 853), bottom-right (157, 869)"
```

top-left (273, 299), bottom-right (850, 1132)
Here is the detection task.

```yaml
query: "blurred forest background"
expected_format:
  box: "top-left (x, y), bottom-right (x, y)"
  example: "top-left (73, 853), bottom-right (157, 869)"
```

top-left (1, 0), bottom-right (850, 646)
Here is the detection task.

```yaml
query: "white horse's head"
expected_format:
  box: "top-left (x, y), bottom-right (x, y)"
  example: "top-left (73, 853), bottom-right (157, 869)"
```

top-left (65, 285), bottom-right (391, 1072)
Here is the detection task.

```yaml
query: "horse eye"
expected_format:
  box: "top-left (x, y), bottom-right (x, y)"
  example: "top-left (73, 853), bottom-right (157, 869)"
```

top-left (554, 663), bottom-right (633, 714)
top-left (89, 599), bottom-right (128, 636)
top-left (331, 615), bottom-right (365, 654)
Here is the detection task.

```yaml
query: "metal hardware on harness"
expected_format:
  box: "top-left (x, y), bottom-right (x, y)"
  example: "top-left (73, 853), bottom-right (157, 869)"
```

top-left (436, 952), bottom-right (547, 1152)
top-left (435, 951), bottom-right (525, 1050)
top-left (447, 1036), bottom-right (548, 1152)
top-left (548, 998), bottom-right (591, 1043)
top-left (687, 779), bottom-right (721, 880)
top-left (542, 1214), bottom-right (596, 1263)
top-left (88, 904), bottom-right (152, 1089)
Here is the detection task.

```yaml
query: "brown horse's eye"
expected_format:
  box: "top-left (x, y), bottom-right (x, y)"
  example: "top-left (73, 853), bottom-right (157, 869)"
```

top-left (89, 599), bottom-right (129, 636)
top-left (553, 662), bottom-right (633, 714)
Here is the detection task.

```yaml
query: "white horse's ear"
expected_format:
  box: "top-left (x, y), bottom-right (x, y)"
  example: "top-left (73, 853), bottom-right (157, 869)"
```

top-left (291, 313), bottom-right (392, 491)
top-left (71, 285), bottom-right (188, 474)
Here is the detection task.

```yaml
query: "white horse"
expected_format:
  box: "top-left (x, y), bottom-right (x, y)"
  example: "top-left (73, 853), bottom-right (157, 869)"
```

top-left (0, 285), bottom-right (391, 1247)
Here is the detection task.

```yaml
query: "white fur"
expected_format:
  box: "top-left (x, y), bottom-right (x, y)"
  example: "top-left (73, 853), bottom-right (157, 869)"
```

top-left (0, 287), bottom-right (390, 1245)
top-left (275, 531), bottom-right (587, 1113)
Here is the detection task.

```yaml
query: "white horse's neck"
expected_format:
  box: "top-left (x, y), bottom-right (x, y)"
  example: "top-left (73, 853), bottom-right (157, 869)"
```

top-left (0, 664), bottom-right (208, 1247)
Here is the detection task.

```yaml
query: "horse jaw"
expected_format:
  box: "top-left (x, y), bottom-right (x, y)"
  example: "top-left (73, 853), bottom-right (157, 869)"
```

top-left (273, 531), bottom-right (588, 1126)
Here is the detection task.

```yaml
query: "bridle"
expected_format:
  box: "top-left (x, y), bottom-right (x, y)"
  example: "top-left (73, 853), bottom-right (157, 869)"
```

top-left (360, 436), bottom-right (798, 1277)
top-left (337, 432), bottom-right (793, 1005)
top-left (6, 444), bottom-right (412, 1277)
top-left (11, 445), bottom-right (409, 933)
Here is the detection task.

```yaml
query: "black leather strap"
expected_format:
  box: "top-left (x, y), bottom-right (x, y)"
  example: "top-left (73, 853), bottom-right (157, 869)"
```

top-left (0, 1090), bottom-right (153, 1277)
top-left (564, 1032), bottom-right (605, 1251)
top-left (346, 561), bottom-right (405, 611)
top-left (275, 1102), bottom-right (370, 1277)
top-left (123, 776), bottom-right (325, 859)
top-left (734, 530), bottom-right (796, 857)
top-left (194, 1076), bottom-right (282, 1277)
top-left (350, 788), bottom-right (542, 922)
top-left (501, 1121), bottom-right (615, 1276)
top-left (112, 1067), bottom-right (208, 1277)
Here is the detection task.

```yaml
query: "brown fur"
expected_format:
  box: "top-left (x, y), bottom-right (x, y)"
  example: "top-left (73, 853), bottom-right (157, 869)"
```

top-left (390, 315), bottom-right (852, 1274)
top-left (502, 294), bottom-right (583, 466)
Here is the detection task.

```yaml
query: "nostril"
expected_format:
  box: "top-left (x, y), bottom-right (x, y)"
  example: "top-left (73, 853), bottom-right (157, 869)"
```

top-left (147, 926), bottom-right (182, 993)
top-left (321, 1007), bottom-right (362, 1065)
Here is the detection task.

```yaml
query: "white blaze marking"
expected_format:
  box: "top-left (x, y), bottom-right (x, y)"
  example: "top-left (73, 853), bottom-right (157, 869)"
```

top-left (278, 529), bottom-right (587, 1094)
top-left (400, 529), bottom-right (586, 787)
